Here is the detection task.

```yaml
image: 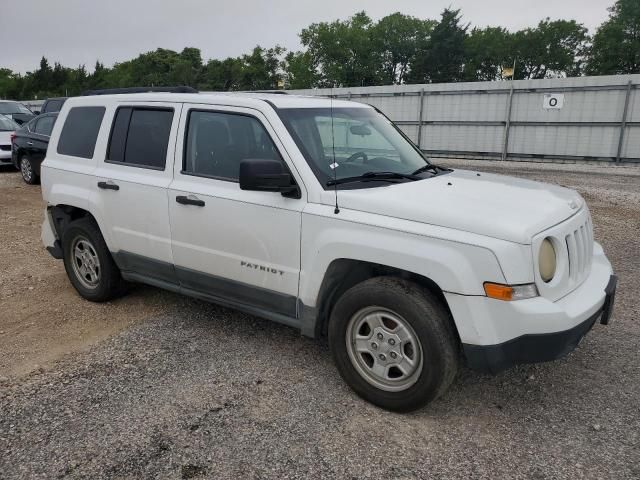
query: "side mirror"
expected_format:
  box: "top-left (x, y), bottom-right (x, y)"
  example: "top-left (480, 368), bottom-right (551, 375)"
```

top-left (239, 159), bottom-right (300, 198)
top-left (32, 110), bottom-right (40, 115)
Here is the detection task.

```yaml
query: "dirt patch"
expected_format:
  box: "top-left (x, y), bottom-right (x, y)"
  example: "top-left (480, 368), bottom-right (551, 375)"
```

top-left (0, 167), bottom-right (178, 377)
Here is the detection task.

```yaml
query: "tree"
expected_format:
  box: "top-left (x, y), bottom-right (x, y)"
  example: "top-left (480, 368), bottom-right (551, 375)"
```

top-left (587, 0), bottom-right (640, 75)
top-left (512, 19), bottom-right (588, 79)
top-left (202, 57), bottom-right (242, 91)
top-left (237, 45), bottom-right (286, 90)
top-left (0, 68), bottom-right (17, 98)
top-left (33, 56), bottom-right (53, 96)
top-left (283, 51), bottom-right (317, 89)
top-left (300, 11), bottom-right (382, 87)
top-left (408, 8), bottom-right (468, 84)
top-left (89, 61), bottom-right (108, 90)
top-left (463, 27), bottom-right (513, 81)
top-left (371, 13), bottom-right (436, 84)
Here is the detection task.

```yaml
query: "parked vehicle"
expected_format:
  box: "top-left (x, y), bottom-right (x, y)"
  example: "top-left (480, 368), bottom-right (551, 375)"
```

top-left (0, 114), bottom-right (20, 167)
top-left (0, 100), bottom-right (36, 125)
top-left (40, 89), bottom-right (616, 412)
top-left (12, 112), bottom-right (58, 184)
top-left (40, 97), bottom-right (68, 114)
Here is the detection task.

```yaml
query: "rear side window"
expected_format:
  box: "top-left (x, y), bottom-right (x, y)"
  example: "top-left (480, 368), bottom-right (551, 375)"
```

top-left (43, 99), bottom-right (64, 113)
top-left (57, 106), bottom-right (105, 159)
top-left (183, 110), bottom-right (281, 181)
top-left (107, 107), bottom-right (173, 170)
top-left (34, 115), bottom-right (55, 136)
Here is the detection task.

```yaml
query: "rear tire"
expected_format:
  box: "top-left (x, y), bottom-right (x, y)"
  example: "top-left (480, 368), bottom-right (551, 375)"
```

top-left (61, 217), bottom-right (126, 302)
top-left (19, 155), bottom-right (39, 185)
top-left (329, 277), bottom-right (459, 412)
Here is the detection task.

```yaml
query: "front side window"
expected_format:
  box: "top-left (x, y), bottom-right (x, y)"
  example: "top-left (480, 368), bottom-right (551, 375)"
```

top-left (107, 107), bottom-right (173, 169)
top-left (57, 106), bottom-right (105, 159)
top-left (278, 107), bottom-right (429, 188)
top-left (183, 110), bottom-right (281, 181)
top-left (34, 115), bottom-right (56, 136)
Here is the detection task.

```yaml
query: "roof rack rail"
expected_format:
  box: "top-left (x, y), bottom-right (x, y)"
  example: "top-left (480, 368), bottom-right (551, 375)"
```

top-left (81, 86), bottom-right (198, 96)
top-left (248, 90), bottom-right (289, 95)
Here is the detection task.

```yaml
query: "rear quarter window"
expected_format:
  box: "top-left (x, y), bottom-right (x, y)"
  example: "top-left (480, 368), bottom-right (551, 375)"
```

top-left (57, 106), bottom-right (106, 159)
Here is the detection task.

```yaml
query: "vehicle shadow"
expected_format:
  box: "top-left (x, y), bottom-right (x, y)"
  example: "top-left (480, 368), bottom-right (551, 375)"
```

top-left (163, 290), bottom-right (613, 423)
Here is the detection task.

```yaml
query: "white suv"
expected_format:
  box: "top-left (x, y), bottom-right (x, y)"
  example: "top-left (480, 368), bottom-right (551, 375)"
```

top-left (40, 89), bottom-right (616, 411)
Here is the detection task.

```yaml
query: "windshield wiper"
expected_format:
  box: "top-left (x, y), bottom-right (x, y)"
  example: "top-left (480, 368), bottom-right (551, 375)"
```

top-left (326, 171), bottom-right (420, 187)
top-left (411, 163), bottom-right (449, 175)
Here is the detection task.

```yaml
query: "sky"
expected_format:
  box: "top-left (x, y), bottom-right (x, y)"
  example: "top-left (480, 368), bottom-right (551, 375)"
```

top-left (2, 0), bottom-right (614, 74)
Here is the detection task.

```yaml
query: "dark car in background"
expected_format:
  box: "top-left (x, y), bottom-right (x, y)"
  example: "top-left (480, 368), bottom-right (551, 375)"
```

top-left (11, 112), bottom-right (58, 184)
top-left (0, 100), bottom-right (36, 125)
top-left (40, 97), bottom-right (68, 114)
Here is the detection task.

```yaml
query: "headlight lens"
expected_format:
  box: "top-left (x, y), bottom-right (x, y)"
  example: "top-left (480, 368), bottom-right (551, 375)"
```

top-left (539, 238), bottom-right (556, 283)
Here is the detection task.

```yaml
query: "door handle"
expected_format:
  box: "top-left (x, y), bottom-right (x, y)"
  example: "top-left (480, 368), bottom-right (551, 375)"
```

top-left (176, 195), bottom-right (205, 207)
top-left (27, 141), bottom-right (33, 146)
top-left (97, 181), bottom-right (119, 191)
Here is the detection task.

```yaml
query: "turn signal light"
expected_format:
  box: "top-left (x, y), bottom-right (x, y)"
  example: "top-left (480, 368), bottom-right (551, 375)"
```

top-left (484, 282), bottom-right (538, 301)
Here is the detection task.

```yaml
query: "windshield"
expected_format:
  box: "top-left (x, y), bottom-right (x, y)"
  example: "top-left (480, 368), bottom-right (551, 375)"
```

top-left (278, 107), bottom-right (429, 188)
top-left (0, 102), bottom-right (33, 115)
top-left (0, 115), bottom-right (19, 131)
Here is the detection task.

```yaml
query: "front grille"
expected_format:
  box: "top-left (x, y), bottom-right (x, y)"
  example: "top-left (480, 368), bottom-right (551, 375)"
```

top-left (0, 145), bottom-right (11, 151)
top-left (566, 217), bottom-right (593, 283)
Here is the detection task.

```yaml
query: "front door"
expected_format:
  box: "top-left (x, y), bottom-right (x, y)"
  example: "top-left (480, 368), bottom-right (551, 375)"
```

top-left (168, 104), bottom-right (304, 318)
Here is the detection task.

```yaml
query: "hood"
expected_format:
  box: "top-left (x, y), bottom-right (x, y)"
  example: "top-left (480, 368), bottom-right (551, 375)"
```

top-left (335, 169), bottom-right (584, 244)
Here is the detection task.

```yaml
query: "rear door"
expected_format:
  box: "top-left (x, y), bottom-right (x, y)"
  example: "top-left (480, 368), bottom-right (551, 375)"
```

top-left (93, 103), bottom-right (181, 284)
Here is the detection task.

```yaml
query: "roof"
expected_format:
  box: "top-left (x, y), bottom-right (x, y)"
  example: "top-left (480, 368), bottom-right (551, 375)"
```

top-left (63, 91), bottom-right (369, 110)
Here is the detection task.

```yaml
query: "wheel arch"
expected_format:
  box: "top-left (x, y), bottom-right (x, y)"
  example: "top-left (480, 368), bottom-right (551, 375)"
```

top-left (48, 204), bottom-right (113, 250)
top-left (308, 258), bottom-right (461, 346)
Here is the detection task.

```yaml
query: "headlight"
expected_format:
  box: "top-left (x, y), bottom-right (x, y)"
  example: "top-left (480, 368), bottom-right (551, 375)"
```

top-left (539, 238), bottom-right (556, 283)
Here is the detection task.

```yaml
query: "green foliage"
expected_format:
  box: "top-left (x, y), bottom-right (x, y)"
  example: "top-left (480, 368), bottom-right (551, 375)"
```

top-left (463, 27), bottom-right (512, 81)
top-left (300, 12), bottom-right (382, 87)
top-left (408, 9), bottom-right (468, 84)
top-left (587, 0), bottom-right (640, 75)
top-left (0, 1), bottom-right (637, 100)
top-left (513, 19), bottom-right (589, 79)
top-left (284, 51), bottom-right (318, 89)
top-left (372, 13), bottom-right (436, 84)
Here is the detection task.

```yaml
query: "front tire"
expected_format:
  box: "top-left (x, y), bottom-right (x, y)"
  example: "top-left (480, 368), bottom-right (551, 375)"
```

top-left (61, 218), bottom-right (125, 302)
top-left (19, 155), bottom-right (39, 185)
top-left (329, 277), bottom-right (459, 412)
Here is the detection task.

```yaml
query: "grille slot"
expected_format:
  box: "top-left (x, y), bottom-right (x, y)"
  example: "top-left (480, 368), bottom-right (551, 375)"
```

top-left (565, 218), bottom-right (593, 282)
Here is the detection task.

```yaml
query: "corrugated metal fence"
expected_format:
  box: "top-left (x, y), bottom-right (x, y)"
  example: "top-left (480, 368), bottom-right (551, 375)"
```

top-left (291, 74), bottom-right (640, 164)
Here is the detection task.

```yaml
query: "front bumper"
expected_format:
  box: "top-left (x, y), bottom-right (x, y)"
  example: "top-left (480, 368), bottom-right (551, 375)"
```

top-left (463, 274), bottom-right (616, 373)
top-left (445, 242), bottom-right (615, 373)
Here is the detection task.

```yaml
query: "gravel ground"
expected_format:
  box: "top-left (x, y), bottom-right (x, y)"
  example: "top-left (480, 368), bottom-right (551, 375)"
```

top-left (1, 160), bottom-right (639, 479)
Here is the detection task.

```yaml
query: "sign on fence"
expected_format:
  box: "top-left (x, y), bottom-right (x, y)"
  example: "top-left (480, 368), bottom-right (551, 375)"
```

top-left (543, 93), bottom-right (564, 109)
